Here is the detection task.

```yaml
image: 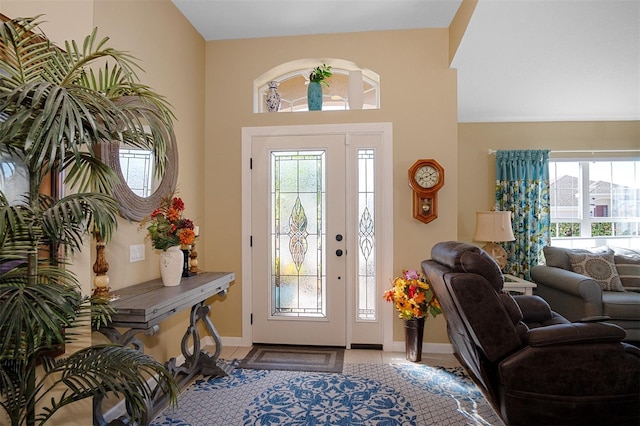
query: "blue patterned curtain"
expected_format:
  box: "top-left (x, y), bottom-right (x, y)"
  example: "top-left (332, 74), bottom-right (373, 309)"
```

top-left (495, 150), bottom-right (550, 279)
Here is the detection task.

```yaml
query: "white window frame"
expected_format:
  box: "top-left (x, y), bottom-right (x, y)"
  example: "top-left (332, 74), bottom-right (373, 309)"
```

top-left (549, 158), bottom-right (640, 249)
top-left (253, 58), bottom-right (380, 113)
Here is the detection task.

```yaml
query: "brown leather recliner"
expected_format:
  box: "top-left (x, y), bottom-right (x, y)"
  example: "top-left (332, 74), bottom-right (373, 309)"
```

top-left (422, 241), bottom-right (640, 426)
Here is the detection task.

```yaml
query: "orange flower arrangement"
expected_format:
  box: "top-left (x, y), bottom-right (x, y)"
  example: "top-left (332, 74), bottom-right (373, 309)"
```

top-left (384, 269), bottom-right (442, 320)
top-left (141, 196), bottom-right (195, 251)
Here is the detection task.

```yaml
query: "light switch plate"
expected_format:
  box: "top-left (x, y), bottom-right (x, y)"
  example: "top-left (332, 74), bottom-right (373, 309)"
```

top-left (130, 244), bottom-right (145, 263)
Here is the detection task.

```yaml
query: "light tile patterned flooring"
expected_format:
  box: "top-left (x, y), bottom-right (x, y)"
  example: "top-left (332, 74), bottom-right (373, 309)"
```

top-left (217, 345), bottom-right (462, 369)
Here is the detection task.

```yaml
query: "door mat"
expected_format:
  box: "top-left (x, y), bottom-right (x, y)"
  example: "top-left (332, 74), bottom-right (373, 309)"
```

top-left (237, 345), bottom-right (344, 373)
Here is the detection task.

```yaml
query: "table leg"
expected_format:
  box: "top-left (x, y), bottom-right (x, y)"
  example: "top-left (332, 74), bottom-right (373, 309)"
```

top-left (93, 327), bottom-right (154, 426)
top-left (166, 301), bottom-right (227, 382)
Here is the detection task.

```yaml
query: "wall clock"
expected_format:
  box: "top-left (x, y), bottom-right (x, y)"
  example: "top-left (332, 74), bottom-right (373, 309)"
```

top-left (408, 159), bottom-right (444, 224)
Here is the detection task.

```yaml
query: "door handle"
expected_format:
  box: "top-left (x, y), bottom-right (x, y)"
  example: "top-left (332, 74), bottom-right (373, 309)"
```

top-left (336, 249), bottom-right (343, 257)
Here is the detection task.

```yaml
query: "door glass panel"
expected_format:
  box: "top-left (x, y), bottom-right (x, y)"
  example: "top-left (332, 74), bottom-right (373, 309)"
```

top-left (357, 149), bottom-right (376, 321)
top-left (271, 151), bottom-right (326, 318)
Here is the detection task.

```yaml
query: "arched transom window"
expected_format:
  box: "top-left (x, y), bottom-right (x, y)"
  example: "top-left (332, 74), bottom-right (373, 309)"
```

top-left (254, 59), bottom-right (380, 113)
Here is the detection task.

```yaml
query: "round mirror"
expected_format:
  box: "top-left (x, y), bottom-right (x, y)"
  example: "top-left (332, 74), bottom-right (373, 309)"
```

top-left (102, 129), bottom-right (178, 222)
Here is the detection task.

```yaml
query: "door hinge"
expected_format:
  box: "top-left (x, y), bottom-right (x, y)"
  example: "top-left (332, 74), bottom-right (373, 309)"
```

top-left (250, 313), bottom-right (253, 325)
top-left (250, 157), bottom-right (253, 169)
top-left (250, 235), bottom-right (253, 247)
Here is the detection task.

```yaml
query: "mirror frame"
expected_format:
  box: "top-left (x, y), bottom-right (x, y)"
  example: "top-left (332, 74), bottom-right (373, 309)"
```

top-left (102, 130), bottom-right (178, 222)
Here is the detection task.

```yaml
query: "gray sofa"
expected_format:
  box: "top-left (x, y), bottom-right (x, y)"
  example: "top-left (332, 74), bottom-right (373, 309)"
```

top-left (531, 246), bottom-right (640, 341)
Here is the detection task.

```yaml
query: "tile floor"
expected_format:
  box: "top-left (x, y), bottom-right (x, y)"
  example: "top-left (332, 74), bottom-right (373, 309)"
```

top-left (217, 346), bottom-right (462, 369)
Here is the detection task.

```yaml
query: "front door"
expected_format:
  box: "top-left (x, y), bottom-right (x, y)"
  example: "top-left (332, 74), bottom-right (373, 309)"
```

top-left (244, 124), bottom-right (392, 348)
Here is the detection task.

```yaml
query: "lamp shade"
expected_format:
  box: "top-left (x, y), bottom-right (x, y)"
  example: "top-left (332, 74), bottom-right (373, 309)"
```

top-left (473, 211), bottom-right (515, 243)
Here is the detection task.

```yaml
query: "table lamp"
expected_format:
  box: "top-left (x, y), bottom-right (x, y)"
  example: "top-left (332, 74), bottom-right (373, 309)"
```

top-left (473, 210), bottom-right (515, 269)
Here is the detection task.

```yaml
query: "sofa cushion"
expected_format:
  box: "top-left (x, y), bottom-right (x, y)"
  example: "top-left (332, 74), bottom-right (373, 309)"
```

top-left (567, 249), bottom-right (625, 292)
top-left (602, 291), bottom-right (640, 320)
top-left (543, 246), bottom-right (591, 270)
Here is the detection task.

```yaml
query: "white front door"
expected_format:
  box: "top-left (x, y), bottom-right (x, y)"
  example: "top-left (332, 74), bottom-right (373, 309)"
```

top-left (242, 124), bottom-right (393, 348)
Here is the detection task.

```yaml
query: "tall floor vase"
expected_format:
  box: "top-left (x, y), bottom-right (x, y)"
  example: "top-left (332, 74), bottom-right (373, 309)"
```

top-left (404, 317), bottom-right (425, 362)
top-left (160, 246), bottom-right (183, 287)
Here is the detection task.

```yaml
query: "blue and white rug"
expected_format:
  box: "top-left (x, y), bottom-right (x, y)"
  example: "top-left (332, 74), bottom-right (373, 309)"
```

top-left (151, 359), bottom-right (504, 425)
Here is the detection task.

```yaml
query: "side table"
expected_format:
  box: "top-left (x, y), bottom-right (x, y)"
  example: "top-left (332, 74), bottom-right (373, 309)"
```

top-left (503, 274), bottom-right (537, 295)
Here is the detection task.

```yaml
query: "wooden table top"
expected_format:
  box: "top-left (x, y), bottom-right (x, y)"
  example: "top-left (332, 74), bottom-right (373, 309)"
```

top-left (106, 271), bottom-right (235, 329)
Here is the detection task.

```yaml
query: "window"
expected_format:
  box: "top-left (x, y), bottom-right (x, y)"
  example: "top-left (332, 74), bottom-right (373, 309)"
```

top-left (549, 159), bottom-right (640, 247)
top-left (254, 59), bottom-right (380, 113)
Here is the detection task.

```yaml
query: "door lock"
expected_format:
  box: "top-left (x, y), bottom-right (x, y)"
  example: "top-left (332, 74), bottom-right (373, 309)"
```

top-left (336, 249), bottom-right (343, 257)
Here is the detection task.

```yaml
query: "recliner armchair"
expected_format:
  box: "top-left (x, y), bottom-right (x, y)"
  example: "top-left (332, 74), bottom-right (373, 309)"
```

top-left (422, 241), bottom-right (640, 426)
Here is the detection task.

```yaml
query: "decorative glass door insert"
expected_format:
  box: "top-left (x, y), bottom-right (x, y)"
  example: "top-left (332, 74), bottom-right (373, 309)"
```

top-left (357, 149), bottom-right (376, 321)
top-left (271, 151), bottom-right (326, 318)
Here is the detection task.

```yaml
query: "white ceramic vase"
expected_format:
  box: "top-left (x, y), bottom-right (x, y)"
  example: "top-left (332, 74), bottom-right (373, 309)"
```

top-left (160, 245), bottom-right (183, 287)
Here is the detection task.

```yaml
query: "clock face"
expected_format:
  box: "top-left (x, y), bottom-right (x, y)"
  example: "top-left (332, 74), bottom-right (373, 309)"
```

top-left (414, 165), bottom-right (440, 189)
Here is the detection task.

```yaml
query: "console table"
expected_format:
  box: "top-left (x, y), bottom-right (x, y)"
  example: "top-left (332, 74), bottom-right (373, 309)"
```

top-left (95, 271), bottom-right (234, 425)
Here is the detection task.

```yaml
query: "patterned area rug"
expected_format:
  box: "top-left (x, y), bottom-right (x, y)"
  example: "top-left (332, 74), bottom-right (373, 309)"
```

top-left (151, 359), bottom-right (504, 426)
top-left (237, 345), bottom-right (344, 373)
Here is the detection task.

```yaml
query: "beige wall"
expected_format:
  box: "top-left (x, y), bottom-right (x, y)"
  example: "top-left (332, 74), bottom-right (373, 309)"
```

top-left (458, 121), bottom-right (640, 243)
top-left (91, 0), bottom-right (206, 362)
top-left (204, 28), bottom-right (459, 345)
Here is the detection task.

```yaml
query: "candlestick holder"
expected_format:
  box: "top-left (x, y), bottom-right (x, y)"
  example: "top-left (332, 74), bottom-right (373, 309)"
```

top-left (181, 245), bottom-right (196, 277)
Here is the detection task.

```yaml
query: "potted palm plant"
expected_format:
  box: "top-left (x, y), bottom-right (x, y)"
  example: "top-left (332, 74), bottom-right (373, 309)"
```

top-left (0, 16), bottom-right (179, 425)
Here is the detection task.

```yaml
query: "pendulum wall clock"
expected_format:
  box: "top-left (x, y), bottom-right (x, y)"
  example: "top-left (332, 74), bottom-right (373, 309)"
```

top-left (408, 159), bottom-right (445, 224)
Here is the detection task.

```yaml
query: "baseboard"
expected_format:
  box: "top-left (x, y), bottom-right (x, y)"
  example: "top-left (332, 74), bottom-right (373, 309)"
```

top-left (218, 335), bottom-right (452, 354)
top-left (217, 335), bottom-right (452, 354)
top-left (220, 335), bottom-right (249, 347)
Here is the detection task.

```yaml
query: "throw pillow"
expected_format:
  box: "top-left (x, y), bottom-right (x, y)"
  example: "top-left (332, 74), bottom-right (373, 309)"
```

top-left (613, 253), bottom-right (640, 289)
top-left (567, 249), bottom-right (625, 292)
top-left (543, 246), bottom-right (604, 271)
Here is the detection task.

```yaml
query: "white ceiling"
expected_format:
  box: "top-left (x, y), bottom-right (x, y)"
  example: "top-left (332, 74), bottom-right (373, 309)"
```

top-left (172, 0), bottom-right (640, 123)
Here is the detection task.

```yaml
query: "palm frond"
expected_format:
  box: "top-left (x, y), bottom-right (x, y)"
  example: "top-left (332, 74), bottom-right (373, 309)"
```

top-left (0, 265), bottom-right (81, 359)
top-left (34, 346), bottom-right (179, 424)
top-left (60, 27), bottom-right (141, 87)
top-left (40, 193), bottom-right (119, 247)
top-left (0, 359), bottom-right (26, 420)
top-left (0, 196), bottom-right (45, 264)
top-left (89, 295), bottom-right (116, 330)
top-left (0, 16), bottom-right (52, 85)
top-left (62, 150), bottom-right (119, 194)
